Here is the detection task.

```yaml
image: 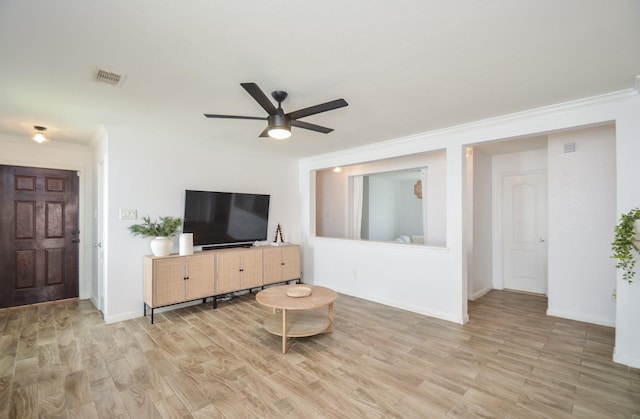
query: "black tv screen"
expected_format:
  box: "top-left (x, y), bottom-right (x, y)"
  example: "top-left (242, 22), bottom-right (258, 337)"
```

top-left (183, 190), bottom-right (270, 247)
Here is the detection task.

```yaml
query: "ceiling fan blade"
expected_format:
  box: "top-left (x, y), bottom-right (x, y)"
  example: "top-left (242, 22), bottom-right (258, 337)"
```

top-left (287, 98), bottom-right (348, 120)
top-left (241, 82), bottom-right (278, 115)
top-left (204, 114), bottom-right (266, 121)
top-left (258, 127), bottom-right (270, 137)
top-left (291, 119), bottom-right (334, 134)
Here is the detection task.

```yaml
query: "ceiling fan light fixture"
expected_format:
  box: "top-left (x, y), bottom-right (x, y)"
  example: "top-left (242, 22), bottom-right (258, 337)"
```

top-left (267, 114), bottom-right (291, 140)
top-left (268, 128), bottom-right (291, 140)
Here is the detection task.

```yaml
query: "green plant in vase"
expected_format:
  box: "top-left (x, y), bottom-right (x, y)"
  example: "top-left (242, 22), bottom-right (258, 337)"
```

top-left (129, 216), bottom-right (183, 256)
top-left (611, 208), bottom-right (640, 283)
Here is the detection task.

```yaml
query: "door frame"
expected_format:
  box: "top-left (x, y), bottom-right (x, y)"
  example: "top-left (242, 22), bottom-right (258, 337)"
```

top-left (96, 161), bottom-right (105, 311)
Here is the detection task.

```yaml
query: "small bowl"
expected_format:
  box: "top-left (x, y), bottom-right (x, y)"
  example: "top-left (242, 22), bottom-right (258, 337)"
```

top-left (286, 286), bottom-right (312, 298)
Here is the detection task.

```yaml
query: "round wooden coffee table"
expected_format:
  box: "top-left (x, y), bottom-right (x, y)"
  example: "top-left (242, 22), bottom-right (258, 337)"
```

top-left (256, 284), bottom-right (337, 353)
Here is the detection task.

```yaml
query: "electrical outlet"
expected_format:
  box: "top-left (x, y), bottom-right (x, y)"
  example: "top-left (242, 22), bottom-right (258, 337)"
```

top-left (119, 209), bottom-right (137, 220)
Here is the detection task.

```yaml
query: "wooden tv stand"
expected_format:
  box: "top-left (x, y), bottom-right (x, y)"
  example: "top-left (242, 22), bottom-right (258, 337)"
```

top-left (143, 244), bottom-right (300, 323)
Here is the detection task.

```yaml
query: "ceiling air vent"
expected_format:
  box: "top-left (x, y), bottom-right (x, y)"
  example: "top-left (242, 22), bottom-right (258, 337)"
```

top-left (96, 69), bottom-right (122, 86)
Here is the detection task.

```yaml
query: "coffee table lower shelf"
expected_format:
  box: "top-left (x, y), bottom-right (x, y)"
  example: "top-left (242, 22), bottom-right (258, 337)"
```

top-left (263, 309), bottom-right (333, 353)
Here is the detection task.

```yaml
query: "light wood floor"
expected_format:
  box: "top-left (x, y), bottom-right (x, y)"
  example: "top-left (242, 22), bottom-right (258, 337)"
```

top-left (1, 290), bottom-right (639, 418)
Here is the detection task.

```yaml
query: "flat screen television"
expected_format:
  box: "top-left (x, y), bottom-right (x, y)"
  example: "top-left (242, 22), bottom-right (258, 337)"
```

top-left (183, 190), bottom-right (270, 248)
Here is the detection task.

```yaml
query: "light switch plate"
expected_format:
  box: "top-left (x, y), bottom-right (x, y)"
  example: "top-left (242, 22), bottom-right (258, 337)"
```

top-left (120, 209), bottom-right (137, 220)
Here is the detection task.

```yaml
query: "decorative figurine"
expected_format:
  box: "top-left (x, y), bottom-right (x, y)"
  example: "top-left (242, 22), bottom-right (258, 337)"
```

top-left (274, 223), bottom-right (284, 243)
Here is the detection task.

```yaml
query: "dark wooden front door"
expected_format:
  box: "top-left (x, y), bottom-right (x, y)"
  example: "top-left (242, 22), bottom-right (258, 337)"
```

top-left (0, 165), bottom-right (79, 308)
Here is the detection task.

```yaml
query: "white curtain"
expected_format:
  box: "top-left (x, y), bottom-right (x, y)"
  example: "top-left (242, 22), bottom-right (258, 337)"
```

top-left (350, 175), bottom-right (364, 239)
top-left (420, 168), bottom-right (428, 243)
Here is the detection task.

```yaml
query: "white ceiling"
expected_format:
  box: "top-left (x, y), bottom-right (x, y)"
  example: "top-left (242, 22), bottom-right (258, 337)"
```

top-left (1, 1), bottom-right (638, 159)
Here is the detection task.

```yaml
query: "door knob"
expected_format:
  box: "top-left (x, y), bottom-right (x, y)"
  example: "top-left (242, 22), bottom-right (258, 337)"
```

top-left (539, 237), bottom-right (545, 243)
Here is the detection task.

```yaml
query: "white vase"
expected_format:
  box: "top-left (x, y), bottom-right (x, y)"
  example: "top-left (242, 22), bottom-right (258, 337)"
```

top-left (179, 233), bottom-right (194, 255)
top-left (150, 237), bottom-right (173, 256)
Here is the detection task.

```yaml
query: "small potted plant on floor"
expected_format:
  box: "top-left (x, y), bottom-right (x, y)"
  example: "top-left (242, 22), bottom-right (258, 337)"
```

top-left (611, 208), bottom-right (640, 283)
top-left (129, 215), bottom-right (183, 256)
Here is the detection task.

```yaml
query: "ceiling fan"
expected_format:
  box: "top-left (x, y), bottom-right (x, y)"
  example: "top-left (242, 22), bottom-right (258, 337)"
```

top-left (204, 83), bottom-right (348, 140)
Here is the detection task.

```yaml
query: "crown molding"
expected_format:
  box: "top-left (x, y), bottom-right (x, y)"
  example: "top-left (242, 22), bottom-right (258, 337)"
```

top-left (301, 88), bottom-right (638, 167)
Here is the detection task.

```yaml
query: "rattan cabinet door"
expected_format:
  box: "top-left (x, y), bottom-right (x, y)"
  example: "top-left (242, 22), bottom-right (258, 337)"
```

top-left (151, 257), bottom-right (186, 307)
top-left (216, 251), bottom-right (242, 294)
top-left (263, 245), bottom-right (301, 285)
top-left (185, 253), bottom-right (214, 300)
top-left (240, 249), bottom-right (263, 289)
top-left (280, 246), bottom-right (301, 282)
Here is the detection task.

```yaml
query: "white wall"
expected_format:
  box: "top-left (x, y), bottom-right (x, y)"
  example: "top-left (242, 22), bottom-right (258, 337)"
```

top-left (302, 142), bottom-right (467, 324)
top-left (312, 238), bottom-right (456, 320)
top-left (469, 148), bottom-right (493, 299)
top-left (0, 134), bottom-right (94, 301)
top-left (101, 127), bottom-right (301, 323)
top-left (547, 125), bottom-right (617, 326)
top-left (367, 175), bottom-right (397, 240)
top-left (366, 176), bottom-right (424, 241)
top-left (299, 90), bottom-right (640, 368)
top-left (394, 179), bottom-right (423, 238)
top-left (315, 168), bottom-right (348, 238)
top-left (613, 101), bottom-right (640, 368)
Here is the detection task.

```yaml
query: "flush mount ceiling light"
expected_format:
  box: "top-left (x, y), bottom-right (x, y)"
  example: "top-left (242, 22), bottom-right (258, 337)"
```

top-left (32, 126), bottom-right (48, 143)
top-left (205, 83), bottom-right (348, 140)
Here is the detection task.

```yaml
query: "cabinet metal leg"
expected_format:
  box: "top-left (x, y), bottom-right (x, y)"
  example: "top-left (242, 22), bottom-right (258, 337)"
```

top-left (144, 303), bottom-right (155, 324)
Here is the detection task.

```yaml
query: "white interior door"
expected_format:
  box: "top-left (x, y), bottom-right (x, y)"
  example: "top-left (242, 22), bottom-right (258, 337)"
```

top-left (502, 171), bottom-right (547, 294)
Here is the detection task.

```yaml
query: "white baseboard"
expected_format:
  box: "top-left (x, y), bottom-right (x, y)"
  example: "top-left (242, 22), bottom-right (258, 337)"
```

top-left (468, 287), bottom-right (492, 301)
top-left (546, 308), bottom-right (615, 327)
top-left (313, 281), bottom-right (466, 325)
top-left (613, 348), bottom-right (640, 369)
top-left (104, 299), bottom-right (209, 324)
top-left (104, 310), bottom-right (140, 324)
